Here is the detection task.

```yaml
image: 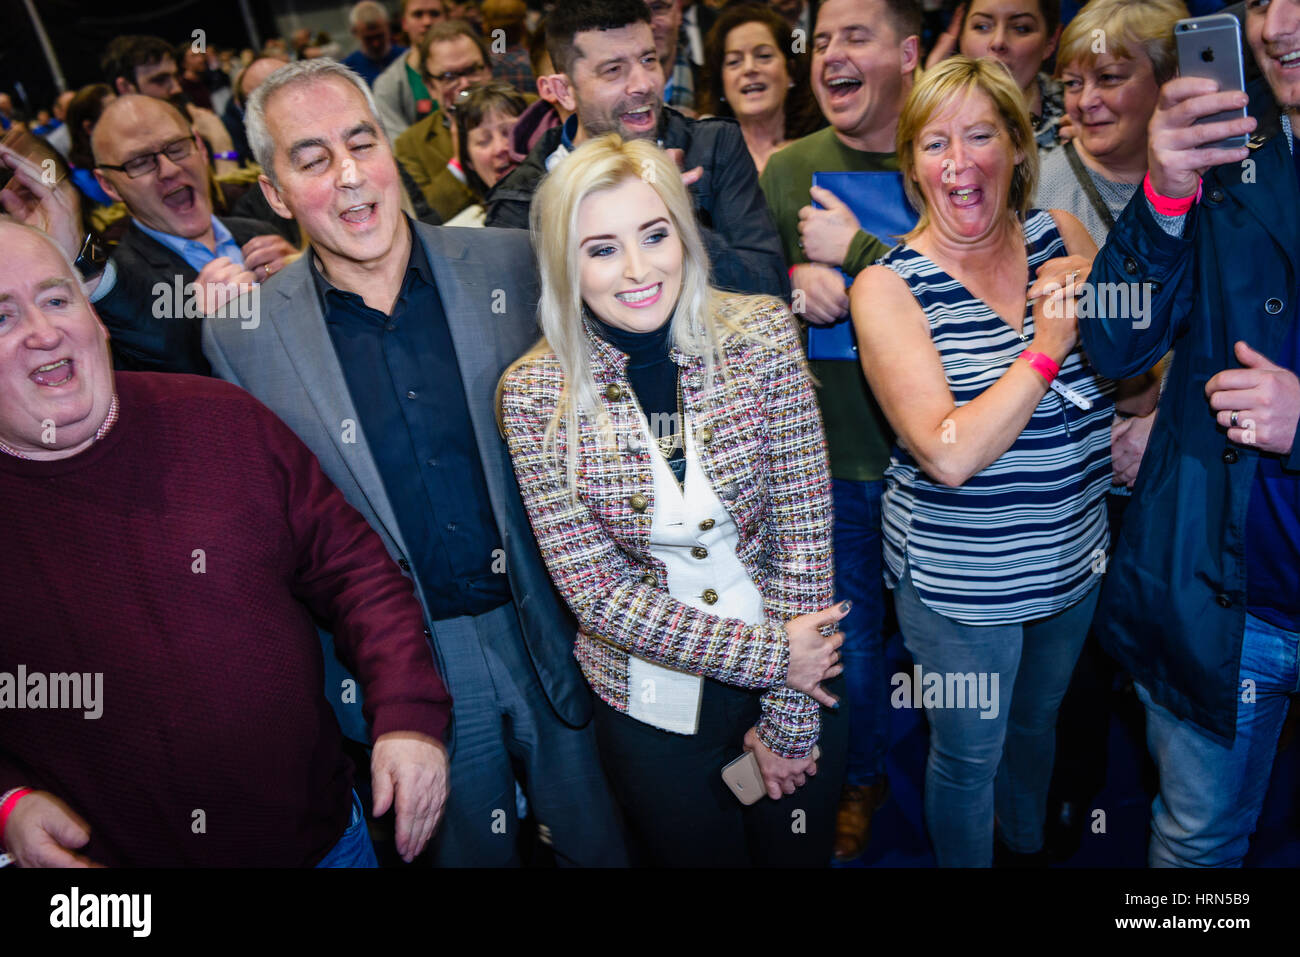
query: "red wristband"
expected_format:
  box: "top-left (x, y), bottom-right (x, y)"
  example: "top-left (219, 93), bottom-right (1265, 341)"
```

top-left (1020, 349), bottom-right (1060, 384)
top-left (0, 787), bottom-right (33, 849)
top-left (1143, 171), bottom-right (1202, 216)
top-left (788, 264), bottom-right (799, 279)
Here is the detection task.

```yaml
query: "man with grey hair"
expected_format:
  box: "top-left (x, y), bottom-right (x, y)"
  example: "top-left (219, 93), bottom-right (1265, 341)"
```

top-left (0, 219), bottom-right (453, 867)
top-left (345, 1), bottom-right (408, 87)
top-left (208, 57), bottom-right (627, 867)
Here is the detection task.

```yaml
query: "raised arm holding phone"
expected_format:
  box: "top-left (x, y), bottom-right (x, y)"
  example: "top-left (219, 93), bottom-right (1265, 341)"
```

top-left (1078, 4), bottom-right (1300, 868)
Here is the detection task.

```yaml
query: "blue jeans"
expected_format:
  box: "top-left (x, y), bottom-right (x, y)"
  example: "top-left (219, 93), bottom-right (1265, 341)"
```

top-left (894, 564), bottom-right (1098, 866)
top-left (1138, 613), bottom-right (1300, 867)
top-left (315, 790), bottom-right (378, 868)
top-left (832, 478), bottom-right (888, 788)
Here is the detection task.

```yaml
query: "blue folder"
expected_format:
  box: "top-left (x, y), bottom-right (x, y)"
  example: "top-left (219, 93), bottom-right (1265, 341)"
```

top-left (805, 170), bottom-right (918, 361)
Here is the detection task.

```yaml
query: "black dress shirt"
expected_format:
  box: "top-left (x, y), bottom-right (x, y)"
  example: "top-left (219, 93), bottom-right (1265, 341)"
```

top-left (313, 221), bottom-right (510, 619)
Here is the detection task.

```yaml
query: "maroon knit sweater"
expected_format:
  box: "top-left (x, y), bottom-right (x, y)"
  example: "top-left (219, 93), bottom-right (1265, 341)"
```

top-left (0, 373), bottom-right (451, 866)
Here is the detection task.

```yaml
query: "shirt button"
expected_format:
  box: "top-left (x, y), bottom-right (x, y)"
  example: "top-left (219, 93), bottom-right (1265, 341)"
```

top-left (423, 627), bottom-right (431, 638)
top-left (446, 522), bottom-right (457, 532)
top-left (407, 390), bottom-right (418, 399)
top-left (1123, 257), bottom-right (1138, 276)
top-left (1265, 298), bottom-right (1284, 314)
top-left (629, 493), bottom-right (648, 512)
top-left (698, 518), bottom-right (715, 531)
top-left (1208, 187), bottom-right (1225, 203)
top-left (640, 573), bottom-right (656, 585)
top-left (691, 546), bottom-right (708, 559)
top-left (702, 588), bottom-right (719, 605)
top-left (719, 481), bottom-right (739, 501)
top-left (1222, 448), bottom-right (1239, 465)
top-left (625, 434), bottom-right (642, 453)
top-left (386, 323), bottom-right (396, 332)
top-left (605, 383), bottom-right (623, 400)
top-left (427, 458), bottom-right (438, 467)
top-left (1215, 592), bottom-right (1232, 608)
top-left (398, 558), bottom-right (411, 572)
top-left (698, 426), bottom-right (714, 443)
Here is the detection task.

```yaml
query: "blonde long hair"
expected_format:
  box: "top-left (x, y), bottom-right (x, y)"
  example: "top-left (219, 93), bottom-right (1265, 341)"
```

top-left (497, 134), bottom-right (768, 492)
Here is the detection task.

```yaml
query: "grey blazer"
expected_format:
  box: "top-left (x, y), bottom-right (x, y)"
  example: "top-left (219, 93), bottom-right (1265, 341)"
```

top-left (201, 222), bottom-right (591, 740)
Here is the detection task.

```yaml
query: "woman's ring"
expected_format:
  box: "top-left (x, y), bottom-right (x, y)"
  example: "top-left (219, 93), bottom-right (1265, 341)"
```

top-left (264, 264), bottom-right (272, 277)
top-left (1065, 270), bottom-right (1080, 285)
top-left (1231, 411), bottom-right (1240, 428)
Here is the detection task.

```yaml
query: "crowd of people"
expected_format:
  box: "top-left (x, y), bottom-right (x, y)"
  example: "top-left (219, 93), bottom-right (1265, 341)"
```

top-left (0, 0), bottom-right (1295, 870)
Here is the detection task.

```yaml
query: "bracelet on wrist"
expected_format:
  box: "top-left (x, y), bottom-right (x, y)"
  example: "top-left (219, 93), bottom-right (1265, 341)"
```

top-left (1020, 349), bottom-right (1061, 384)
top-left (0, 787), bottom-right (33, 850)
top-left (1143, 171), bottom-right (1201, 216)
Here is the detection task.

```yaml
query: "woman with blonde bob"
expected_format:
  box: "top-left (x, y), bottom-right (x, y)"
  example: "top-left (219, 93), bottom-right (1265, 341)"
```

top-left (497, 134), bottom-right (848, 866)
top-left (1036, 0), bottom-right (1189, 247)
top-left (851, 56), bottom-right (1150, 866)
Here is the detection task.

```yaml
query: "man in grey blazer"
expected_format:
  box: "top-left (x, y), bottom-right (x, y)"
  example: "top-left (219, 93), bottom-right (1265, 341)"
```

top-left (201, 57), bottom-right (626, 867)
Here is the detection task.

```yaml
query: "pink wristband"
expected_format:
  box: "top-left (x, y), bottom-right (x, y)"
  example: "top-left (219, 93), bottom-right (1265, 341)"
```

top-left (1143, 171), bottom-right (1202, 216)
top-left (1020, 349), bottom-right (1060, 384)
top-left (0, 787), bottom-right (33, 849)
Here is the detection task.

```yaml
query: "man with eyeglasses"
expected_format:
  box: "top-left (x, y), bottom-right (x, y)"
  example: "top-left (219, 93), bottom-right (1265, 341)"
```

top-left (85, 95), bottom-right (297, 375)
top-left (101, 35), bottom-right (242, 177)
top-left (394, 21), bottom-right (518, 220)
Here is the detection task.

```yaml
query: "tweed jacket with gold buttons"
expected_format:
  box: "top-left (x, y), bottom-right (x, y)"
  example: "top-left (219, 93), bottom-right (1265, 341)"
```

top-left (499, 296), bottom-right (833, 758)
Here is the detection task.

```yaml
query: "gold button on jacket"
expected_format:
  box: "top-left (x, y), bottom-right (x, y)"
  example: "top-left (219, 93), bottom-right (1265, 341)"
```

top-left (701, 588), bottom-right (719, 605)
top-left (629, 492), bottom-right (648, 512)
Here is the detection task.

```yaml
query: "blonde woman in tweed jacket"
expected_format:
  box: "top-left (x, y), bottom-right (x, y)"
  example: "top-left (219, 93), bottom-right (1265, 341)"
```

top-left (497, 134), bottom-right (850, 866)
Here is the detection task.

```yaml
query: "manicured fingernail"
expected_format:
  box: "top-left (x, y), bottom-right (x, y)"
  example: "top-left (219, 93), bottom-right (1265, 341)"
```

top-left (839, 600), bottom-right (852, 614)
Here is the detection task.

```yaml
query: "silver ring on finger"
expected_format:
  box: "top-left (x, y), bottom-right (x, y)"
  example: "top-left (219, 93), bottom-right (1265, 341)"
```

top-left (1230, 410), bottom-right (1240, 428)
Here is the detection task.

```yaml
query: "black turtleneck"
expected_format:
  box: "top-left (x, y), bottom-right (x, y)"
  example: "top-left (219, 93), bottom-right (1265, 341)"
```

top-left (592, 313), bottom-right (685, 481)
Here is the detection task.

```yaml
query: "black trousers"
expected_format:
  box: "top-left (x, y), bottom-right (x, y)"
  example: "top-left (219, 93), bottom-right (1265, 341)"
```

top-left (592, 673), bottom-right (848, 867)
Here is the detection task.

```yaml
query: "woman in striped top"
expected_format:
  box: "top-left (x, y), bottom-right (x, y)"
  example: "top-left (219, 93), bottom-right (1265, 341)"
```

top-left (850, 56), bottom-right (1150, 866)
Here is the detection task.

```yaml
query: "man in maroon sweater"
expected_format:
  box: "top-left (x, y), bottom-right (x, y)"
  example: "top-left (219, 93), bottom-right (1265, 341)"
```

top-left (0, 222), bottom-right (453, 867)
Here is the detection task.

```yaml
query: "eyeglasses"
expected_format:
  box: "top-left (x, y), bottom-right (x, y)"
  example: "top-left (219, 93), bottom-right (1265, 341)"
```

top-left (97, 134), bottom-right (196, 178)
top-left (429, 62), bottom-right (489, 85)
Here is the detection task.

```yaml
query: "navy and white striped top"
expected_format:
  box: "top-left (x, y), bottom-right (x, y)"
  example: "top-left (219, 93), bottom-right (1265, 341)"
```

top-left (878, 210), bottom-right (1115, 625)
